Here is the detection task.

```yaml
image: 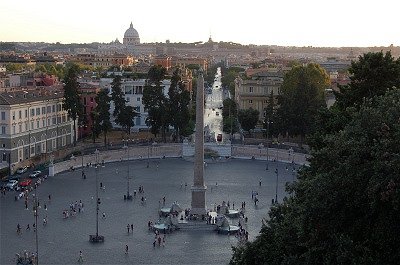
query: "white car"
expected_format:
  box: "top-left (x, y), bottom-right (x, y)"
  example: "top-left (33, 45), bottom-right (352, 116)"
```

top-left (29, 170), bottom-right (42, 178)
top-left (6, 180), bottom-right (18, 190)
top-left (16, 166), bottom-right (28, 174)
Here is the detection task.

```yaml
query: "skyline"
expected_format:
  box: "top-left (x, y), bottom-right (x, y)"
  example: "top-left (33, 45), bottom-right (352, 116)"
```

top-left (1, 0), bottom-right (399, 47)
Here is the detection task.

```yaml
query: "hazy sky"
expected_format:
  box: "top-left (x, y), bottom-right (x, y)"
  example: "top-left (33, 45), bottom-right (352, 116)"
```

top-left (1, 0), bottom-right (398, 47)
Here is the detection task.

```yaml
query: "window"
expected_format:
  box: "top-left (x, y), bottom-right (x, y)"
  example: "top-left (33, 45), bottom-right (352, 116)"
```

top-left (19, 110), bottom-right (22, 119)
top-left (31, 121), bottom-right (34, 130)
top-left (134, 106), bottom-right (140, 112)
top-left (249, 87), bottom-right (253, 93)
top-left (52, 117), bottom-right (56, 125)
top-left (37, 120), bottom-right (40, 128)
top-left (42, 119), bottom-right (45, 127)
top-left (83, 97), bottom-right (87, 105)
top-left (12, 111), bottom-right (15, 120)
top-left (19, 124), bottom-right (22, 132)
top-left (57, 104), bottom-right (61, 112)
top-left (47, 118), bottom-right (50, 126)
top-left (90, 97), bottom-right (94, 103)
top-left (42, 107), bottom-right (46, 114)
top-left (47, 106), bottom-right (51, 113)
top-left (30, 109), bottom-right (35, 117)
top-left (249, 100), bottom-right (253, 104)
top-left (36, 108), bottom-right (40, 115)
top-left (1, 126), bottom-right (5, 134)
top-left (25, 109), bottom-right (28, 118)
top-left (25, 122), bottom-right (28, 131)
top-left (137, 97), bottom-right (141, 102)
top-left (13, 125), bottom-right (15, 134)
top-left (1, 112), bottom-right (5, 120)
top-left (52, 105), bottom-right (55, 113)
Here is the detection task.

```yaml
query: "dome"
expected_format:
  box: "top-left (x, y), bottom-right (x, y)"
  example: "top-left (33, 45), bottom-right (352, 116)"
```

top-left (124, 22), bottom-right (139, 39)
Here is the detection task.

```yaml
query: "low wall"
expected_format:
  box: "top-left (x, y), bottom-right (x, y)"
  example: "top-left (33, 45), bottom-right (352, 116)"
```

top-left (53, 144), bottom-right (309, 175)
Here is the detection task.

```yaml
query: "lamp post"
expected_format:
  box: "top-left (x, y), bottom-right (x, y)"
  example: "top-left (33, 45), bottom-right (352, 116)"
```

top-left (33, 187), bottom-right (39, 265)
top-left (146, 139), bottom-right (150, 168)
top-left (275, 168), bottom-right (278, 203)
top-left (79, 125), bottom-right (86, 179)
top-left (89, 149), bottom-right (104, 243)
top-left (265, 119), bottom-right (273, 170)
top-left (122, 140), bottom-right (132, 200)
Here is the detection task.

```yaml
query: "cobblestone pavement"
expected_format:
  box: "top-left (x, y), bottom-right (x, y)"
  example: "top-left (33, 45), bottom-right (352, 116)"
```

top-left (1, 158), bottom-right (297, 265)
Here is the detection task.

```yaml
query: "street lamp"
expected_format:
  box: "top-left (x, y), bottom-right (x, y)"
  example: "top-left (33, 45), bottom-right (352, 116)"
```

top-left (146, 139), bottom-right (150, 168)
top-left (275, 168), bottom-right (279, 203)
top-left (89, 149), bottom-right (104, 243)
top-left (33, 187), bottom-right (39, 265)
top-left (265, 119), bottom-right (273, 170)
top-left (79, 124), bottom-right (87, 179)
top-left (122, 140), bottom-right (132, 200)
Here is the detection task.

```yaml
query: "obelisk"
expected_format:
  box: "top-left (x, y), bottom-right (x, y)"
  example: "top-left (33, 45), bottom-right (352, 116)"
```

top-left (191, 69), bottom-right (207, 216)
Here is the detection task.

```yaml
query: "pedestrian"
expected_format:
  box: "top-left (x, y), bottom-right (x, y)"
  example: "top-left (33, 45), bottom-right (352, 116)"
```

top-left (44, 204), bottom-right (47, 211)
top-left (102, 212), bottom-right (106, 219)
top-left (127, 224), bottom-right (130, 234)
top-left (48, 194), bottom-right (51, 202)
top-left (259, 180), bottom-right (262, 186)
top-left (78, 250), bottom-right (83, 263)
top-left (162, 235), bottom-right (166, 247)
top-left (131, 224), bottom-right (133, 232)
top-left (153, 239), bottom-right (156, 248)
top-left (26, 224), bottom-right (30, 231)
top-left (125, 244), bottom-right (129, 254)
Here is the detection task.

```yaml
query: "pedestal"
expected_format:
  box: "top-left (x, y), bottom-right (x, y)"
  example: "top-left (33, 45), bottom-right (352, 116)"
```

top-left (191, 185), bottom-right (207, 216)
top-left (48, 164), bottom-right (54, 177)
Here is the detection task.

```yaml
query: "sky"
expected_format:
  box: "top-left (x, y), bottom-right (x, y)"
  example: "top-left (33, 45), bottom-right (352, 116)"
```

top-left (1, 0), bottom-right (399, 47)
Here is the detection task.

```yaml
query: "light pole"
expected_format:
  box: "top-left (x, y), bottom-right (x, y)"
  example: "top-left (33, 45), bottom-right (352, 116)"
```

top-left (265, 119), bottom-right (273, 170)
top-left (33, 187), bottom-right (39, 265)
top-left (146, 139), bottom-right (150, 168)
top-left (275, 168), bottom-right (278, 203)
top-left (122, 140), bottom-right (132, 200)
top-left (89, 149), bottom-right (104, 243)
top-left (79, 125), bottom-right (86, 179)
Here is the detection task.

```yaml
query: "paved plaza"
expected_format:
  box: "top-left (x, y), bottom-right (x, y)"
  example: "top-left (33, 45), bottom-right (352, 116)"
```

top-left (1, 158), bottom-right (296, 264)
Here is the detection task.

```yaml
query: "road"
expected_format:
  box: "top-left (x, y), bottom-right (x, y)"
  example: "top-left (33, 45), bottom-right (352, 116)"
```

top-left (204, 67), bottom-right (225, 142)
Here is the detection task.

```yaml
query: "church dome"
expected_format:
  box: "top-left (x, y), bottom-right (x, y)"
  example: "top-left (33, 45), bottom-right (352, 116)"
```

top-left (124, 22), bottom-right (139, 39)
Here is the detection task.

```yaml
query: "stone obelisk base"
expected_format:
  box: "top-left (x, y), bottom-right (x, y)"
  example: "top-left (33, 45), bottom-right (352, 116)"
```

top-left (191, 186), bottom-right (207, 216)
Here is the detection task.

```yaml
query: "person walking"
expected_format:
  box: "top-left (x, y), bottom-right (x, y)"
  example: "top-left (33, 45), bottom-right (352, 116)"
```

top-left (125, 244), bottom-right (129, 254)
top-left (78, 250), bottom-right (84, 263)
top-left (127, 224), bottom-right (130, 234)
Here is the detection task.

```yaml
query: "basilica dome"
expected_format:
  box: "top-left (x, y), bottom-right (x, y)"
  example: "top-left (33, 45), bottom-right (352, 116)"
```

top-left (123, 22), bottom-right (140, 45)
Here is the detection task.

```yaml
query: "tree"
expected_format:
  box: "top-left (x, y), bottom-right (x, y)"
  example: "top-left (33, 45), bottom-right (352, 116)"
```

top-left (231, 89), bottom-right (400, 265)
top-left (143, 66), bottom-right (169, 141)
top-left (92, 90), bottom-right (112, 147)
top-left (263, 90), bottom-right (277, 137)
top-left (275, 63), bottom-right (329, 144)
top-left (119, 105), bottom-right (136, 134)
top-left (335, 51), bottom-right (400, 110)
top-left (110, 75), bottom-right (124, 120)
top-left (63, 64), bottom-right (83, 146)
top-left (168, 68), bottom-right (191, 141)
top-left (222, 98), bottom-right (239, 135)
top-left (238, 108), bottom-right (259, 133)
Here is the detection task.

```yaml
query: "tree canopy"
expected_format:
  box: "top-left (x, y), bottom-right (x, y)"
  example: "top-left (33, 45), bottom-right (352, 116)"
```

top-left (63, 63), bottom-right (83, 146)
top-left (231, 79), bottom-right (400, 265)
top-left (238, 108), bottom-right (259, 132)
top-left (335, 51), bottom-right (400, 110)
top-left (274, 63), bottom-right (329, 143)
top-left (92, 89), bottom-right (112, 146)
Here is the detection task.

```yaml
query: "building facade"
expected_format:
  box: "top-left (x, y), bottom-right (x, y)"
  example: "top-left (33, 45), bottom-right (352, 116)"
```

top-left (235, 70), bottom-right (284, 121)
top-left (0, 87), bottom-right (74, 167)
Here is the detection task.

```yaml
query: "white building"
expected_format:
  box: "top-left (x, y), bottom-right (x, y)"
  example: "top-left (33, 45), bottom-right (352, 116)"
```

top-left (99, 78), bottom-right (171, 131)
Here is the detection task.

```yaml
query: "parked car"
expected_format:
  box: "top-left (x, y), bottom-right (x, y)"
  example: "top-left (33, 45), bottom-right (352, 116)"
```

top-left (16, 166), bottom-right (28, 174)
top-left (29, 170), bottom-right (42, 178)
top-left (18, 178), bottom-right (32, 188)
top-left (6, 180), bottom-right (18, 190)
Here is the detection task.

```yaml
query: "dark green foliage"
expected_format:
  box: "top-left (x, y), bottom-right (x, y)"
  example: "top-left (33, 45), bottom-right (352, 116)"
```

top-left (335, 51), bottom-right (400, 110)
top-left (231, 89), bottom-right (400, 265)
top-left (238, 108), bottom-right (259, 132)
top-left (63, 63), bottom-right (83, 146)
top-left (275, 63), bottom-right (329, 144)
top-left (168, 68), bottom-right (192, 140)
top-left (92, 89), bottom-right (112, 146)
top-left (222, 98), bottom-right (239, 134)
